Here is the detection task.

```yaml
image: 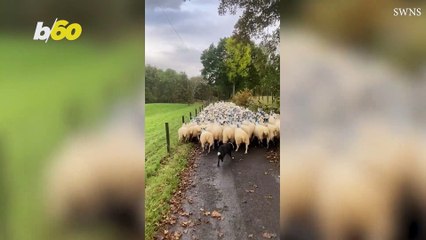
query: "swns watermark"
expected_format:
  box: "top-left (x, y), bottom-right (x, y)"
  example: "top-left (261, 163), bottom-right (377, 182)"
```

top-left (393, 8), bottom-right (422, 16)
top-left (33, 18), bottom-right (82, 42)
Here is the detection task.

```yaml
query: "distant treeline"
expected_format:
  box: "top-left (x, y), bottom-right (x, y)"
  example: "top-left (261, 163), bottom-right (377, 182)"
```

top-left (145, 65), bottom-right (214, 104)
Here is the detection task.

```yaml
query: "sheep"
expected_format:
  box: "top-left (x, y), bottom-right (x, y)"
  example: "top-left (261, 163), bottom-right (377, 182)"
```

top-left (178, 123), bottom-right (189, 142)
top-left (234, 127), bottom-right (250, 154)
top-left (274, 119), bottom-right (280, 133)
top-left (266, 123), bottom-right (279, 148)
top-left (45, 127), bottom-right (144, 239)
top-left (206, 123), bottom-right (223, 147)
top-left (222, 125), bottom-right (236, 144)
top-left (281, 144), bottom-right (328, 239)
top-left (350, 127), bottom-right (426, 240)
top-left (189, 124), bottom-right (202, 141)
top-left (199, 129), bottom-right (214, 154)
top-left (178, 102), bottom-right (279, 148)
top-left (316, 161), bottom-right (394, 240)
top-left (268, 114), bottom-right (280, 125)
top-left (282, 125), bottom-right (426, 240)
top-left (254, 124), bottom-right (269, 146)
top-left (241, 122), bottom-right (255, 140)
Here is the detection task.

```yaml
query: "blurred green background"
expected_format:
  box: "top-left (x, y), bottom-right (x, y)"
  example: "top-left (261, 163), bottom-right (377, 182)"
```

top-left (0, 1), bottom-right (143, 239)
top-left (282, 0), bottom-right (426, 71)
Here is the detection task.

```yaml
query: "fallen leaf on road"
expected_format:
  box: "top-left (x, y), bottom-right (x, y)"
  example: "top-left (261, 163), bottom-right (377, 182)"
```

top-left (211, 210), bottom-right (222, 218)
top-left (179, 211), bottom-right (190, 217)
top-left (265, 195), bottom-right (273, 199)
top-left (173, 231), bottom-right (182, 239)
top-left (181, 220), bottom-right (191, 227)
top-left (203, 211), bottom-right (211, 216)
top-left (248, 234), bottom-right (254, 238)
top-left (262, 232), bottom-right (277, 239)
top-left (245, 189), bottom-right (255, 193)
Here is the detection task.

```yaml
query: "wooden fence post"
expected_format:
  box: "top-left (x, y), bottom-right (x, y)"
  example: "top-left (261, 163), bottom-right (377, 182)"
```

top-left (165, 123), bottom-right (170, 153)
top-left (195, 108), bottom-right (197, 116)
top-left (182, 116), bottom-right (185, 124)
top-left (189, 112), bottom-right (192, 120)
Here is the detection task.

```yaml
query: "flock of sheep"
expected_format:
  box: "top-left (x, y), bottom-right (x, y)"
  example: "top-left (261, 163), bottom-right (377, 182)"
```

top-left (178, 102), bottom-right (280, 154)
top-left (281, 123), bottom-right (426, 240)
top-left (45, 125), bottom-right (145, 239)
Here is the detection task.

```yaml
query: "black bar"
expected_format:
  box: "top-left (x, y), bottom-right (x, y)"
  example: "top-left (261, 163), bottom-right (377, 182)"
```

top-left (195, 108), bottom-right (197, 116)
top-left (189, 112), bottom-right (192, 120)
top-left (182, 116), bottom-right (185, 124)
top-left (165, 123), bottom-right (170, 153)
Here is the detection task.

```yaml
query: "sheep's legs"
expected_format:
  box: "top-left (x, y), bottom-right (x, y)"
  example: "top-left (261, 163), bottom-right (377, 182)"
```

top-left (208, 143), bottom-right (213, 154)
top-left (245, 143), bottom-right (249, 154)
top-left (236, 143), bottom-right (240, 152)
top-left (201, 143), bottom-right (205, 152)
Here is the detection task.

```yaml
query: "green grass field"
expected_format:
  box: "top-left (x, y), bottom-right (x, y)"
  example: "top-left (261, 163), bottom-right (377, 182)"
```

top-left (145, 103), bottom-right (201, 240)
top-left (0, 34), bottom-right (142, 240)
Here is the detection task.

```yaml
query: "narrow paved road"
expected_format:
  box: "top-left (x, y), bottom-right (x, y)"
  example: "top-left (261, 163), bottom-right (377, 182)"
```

top-left (158, 145), bottom-right (280, 240)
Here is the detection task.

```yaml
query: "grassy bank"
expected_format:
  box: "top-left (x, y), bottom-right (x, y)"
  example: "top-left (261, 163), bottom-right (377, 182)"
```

top-left (145, 103), bottom-right (201, 240)
top-left (145, 103), bottom-right (201, 178)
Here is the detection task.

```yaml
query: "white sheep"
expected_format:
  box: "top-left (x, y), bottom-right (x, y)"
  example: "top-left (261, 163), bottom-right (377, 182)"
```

top-left (189, 124), bottom-right (202, 140)
top-left (206, 123), bottom-right (223, 146)
top-left (254, 124), bottom-right (269, 146)
top-left (281, 145), bottom-right (327, 238)
top-left (199, 129), bottom-right (214, 153)
top-left (241, 122), bottom-right (255, 140)
top-left (234, 127), bottom-right (250, 154)
top-left (316, 160), bottom-right (394, 240)
top-left (222, 125), bottom-right (236, 144)
top-left (266, 123), bottom-right (279, 148)
top-left (178, 123), bottom-right (189, 142)
top-left (46, 127), bottom-right (144, 238)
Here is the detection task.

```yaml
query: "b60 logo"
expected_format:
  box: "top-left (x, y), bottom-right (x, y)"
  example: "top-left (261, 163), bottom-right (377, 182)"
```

top-left (34, 18), bottom-right (82, 42)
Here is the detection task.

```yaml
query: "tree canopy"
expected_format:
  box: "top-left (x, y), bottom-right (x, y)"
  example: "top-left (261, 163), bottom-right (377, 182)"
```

top-left (218, 0), bottom-right (280, 52)
top-left (200, 37), bottom-right (279, 100)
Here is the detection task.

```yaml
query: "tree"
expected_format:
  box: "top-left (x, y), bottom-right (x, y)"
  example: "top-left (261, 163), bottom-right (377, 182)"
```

top-left (200, 38), bottom-right (233, 99)
top-left (224, 37), bottom-right (252, 96)
top-left (218, 0), bottom-right (280, 52)
top-left (145, 65), bottom-right (211, 103)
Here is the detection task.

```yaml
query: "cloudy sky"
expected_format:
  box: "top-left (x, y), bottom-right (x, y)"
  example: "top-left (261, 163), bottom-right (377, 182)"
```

top-left (146, 0), bottom-right (240, 77)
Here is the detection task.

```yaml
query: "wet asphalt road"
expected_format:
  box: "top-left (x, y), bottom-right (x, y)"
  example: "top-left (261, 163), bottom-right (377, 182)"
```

top-left (165, 145), bottom-right (280, 240)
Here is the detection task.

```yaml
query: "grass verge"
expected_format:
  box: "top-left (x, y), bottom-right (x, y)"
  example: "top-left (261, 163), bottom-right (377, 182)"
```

top-left (145, 143), bottom-right (193, 240)
top-left (145, 103), bottom-right (201, 178)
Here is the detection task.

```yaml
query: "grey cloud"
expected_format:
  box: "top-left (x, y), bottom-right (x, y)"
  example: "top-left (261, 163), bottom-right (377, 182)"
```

top-left (146, 46), bottom-right (203, 77)
top-left (146, 0), bottom-right (239, 77)
top-left (146, 0), bottom-right (184, 10)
